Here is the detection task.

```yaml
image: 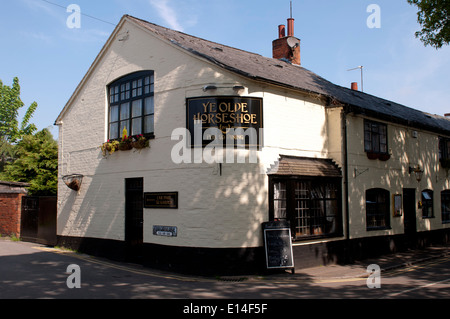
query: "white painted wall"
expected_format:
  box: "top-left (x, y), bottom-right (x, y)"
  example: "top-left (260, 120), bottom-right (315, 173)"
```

top-left (346, 114), bottom-right (450, 239)
top-left (57, 19), bottom-right (334, 249)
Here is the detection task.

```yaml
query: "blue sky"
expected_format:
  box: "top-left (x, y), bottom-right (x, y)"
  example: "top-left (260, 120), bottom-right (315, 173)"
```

top-left (1, 0), bottom-right (450, 138)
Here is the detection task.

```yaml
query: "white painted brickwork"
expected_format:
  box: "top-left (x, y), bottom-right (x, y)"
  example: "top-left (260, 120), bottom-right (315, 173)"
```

top-left (57, 20), bottom-right (337, 249)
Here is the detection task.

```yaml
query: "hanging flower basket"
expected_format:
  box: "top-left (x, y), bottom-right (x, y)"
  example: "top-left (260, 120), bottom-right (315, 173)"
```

top-left (62, 174), bottom-right (84, 191)
top-left (441, 158), bottom-right (450, 170)
top-left (118, 140), bottom-right (133, 151)
top-left (101, 140), bottom-right (119, 157)
top-left (366, 152), bottom-right (379, 160)
top-left (118, 127), bottom-right (133, 151)
top-left (378, 153), bottom-right (391, 161)
top-left (132, 134), bottom-right (150, 151)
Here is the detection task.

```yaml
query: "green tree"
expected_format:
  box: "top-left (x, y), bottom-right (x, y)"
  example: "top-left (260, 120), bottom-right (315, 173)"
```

top-left (408, 0), bottom-right (450, 49)
top-left (0, 77), bottom-right (38, 171)
top-left (0, 129), bottom-right (58, 196)
top-left (0, 77), bottom-right (38, 143)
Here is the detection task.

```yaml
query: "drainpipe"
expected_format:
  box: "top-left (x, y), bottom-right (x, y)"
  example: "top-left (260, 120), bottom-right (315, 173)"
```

top-left (342, 110), bottom-right (350, 242)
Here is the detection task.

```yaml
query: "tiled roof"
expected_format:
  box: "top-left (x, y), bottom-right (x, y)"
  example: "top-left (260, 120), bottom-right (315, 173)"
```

top-left (128, 15), bottom-right (450, 135)
top-left (267, 156), bottom-right (342, 177)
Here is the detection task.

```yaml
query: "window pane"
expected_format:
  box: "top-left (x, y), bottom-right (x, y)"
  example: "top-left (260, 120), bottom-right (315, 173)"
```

top-left (442, 191), bottom-right (450, 222)
top-left (274, 200), bottom-right (286, 220)
top-left (422, 191), bottom-right (431, 200)
top-left (110, 105), bottom-right (119, 122)
top-left (144, 115), bottom-right (154, 134)
top-left (120, 121), bottom-right (129, 137)
top-left (109, 123), bottom-right (119, 140)
top-left (110, 87), bottom-right (115, 103)
top-left (274, 182), bottom-right (287, 220)
top-left (132, 118), bottom-right (142, 136)
top-left (366, 188), bottom-right (390, 229)
top-left (132, 100), bottom-right (142, 117)
top-left (121, 84), bottom-right (126, 100)
top-left (145, 97), bottom-right (154, 115)
top-left (120, 103), bottom-right (130, 120)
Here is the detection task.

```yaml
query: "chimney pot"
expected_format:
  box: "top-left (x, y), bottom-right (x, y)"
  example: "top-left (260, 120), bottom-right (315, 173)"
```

top-left (287, 18), bottom-right (294, 37)
top-left (351, 82), bottom-right (358, 91)
top-left (278, 25), bottom-right (286, 38)
top-left (272, 17), bottom-right (301, 65)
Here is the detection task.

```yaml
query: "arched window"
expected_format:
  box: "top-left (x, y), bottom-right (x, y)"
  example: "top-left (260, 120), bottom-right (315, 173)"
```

top-left (366, 188), bottom-right (390, 230)
top-left (421, 189), bottom-right (434, 218)
top-left (108, 71), bottom-right (155, 140)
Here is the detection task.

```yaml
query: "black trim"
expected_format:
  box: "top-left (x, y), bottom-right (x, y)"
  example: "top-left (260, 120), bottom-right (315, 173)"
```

top-left (56, 236), bottom-right (265, 276)
top-left (57, 228), bottom-right (450, 274)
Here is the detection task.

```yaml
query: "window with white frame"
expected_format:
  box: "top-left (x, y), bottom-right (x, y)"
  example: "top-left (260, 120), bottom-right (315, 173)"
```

top-left (108, 71), bottom-right (155, 140)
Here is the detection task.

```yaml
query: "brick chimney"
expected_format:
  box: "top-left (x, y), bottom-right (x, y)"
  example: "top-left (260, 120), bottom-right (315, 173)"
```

top-left (272, 18), bottom-right (301, 65)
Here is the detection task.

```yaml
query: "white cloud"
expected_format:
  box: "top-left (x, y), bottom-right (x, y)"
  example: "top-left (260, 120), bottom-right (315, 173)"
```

top-left (149, 0), bottom-right (184, 31)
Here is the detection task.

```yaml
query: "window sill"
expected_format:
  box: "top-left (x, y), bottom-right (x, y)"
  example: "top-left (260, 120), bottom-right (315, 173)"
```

top-left (366, 227), bottom-right (391, 231)
top-left (292, 232), bottom-right (344, 242)
top-left (109, 133), bottom-right (155, 142)
top-left (366, 152), bottom-right (390, 161)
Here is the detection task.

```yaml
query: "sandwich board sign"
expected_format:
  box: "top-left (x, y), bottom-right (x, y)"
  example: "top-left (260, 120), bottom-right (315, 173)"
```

top-left (262, 221), bottom-right (294, 270)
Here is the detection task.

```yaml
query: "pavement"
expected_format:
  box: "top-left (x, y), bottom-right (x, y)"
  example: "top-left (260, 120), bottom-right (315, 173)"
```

top-left (281, 245), bottom-right (450, 282)
top-left (1, 237), bottom-right (450, 283)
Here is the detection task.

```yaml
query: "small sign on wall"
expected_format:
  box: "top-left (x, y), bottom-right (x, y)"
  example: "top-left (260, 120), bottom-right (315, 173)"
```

top-left (153, 225), bottom-right (178, 237)
top-left (144, 192), bottom-right (178, 209)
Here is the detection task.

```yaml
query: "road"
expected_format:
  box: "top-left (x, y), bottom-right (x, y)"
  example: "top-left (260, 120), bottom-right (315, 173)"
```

top-left (0, 240), bottom-right (449, 302)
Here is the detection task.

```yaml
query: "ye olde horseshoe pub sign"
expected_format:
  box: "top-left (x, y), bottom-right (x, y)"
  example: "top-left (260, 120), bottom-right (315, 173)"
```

top-left (186, 97), bottom-right (263, 148)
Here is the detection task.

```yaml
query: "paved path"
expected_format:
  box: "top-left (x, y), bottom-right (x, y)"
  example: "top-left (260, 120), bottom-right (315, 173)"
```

top-left (1, 239), bottom-right (449, 302)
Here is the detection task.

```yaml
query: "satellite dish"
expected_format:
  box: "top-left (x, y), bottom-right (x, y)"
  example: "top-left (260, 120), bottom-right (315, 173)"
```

top-left (287, 37), bottom-right (299, 49)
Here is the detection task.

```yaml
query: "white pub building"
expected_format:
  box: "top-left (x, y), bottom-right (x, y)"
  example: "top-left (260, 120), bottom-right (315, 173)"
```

top-left (55, 15), bottom-right (450, 274)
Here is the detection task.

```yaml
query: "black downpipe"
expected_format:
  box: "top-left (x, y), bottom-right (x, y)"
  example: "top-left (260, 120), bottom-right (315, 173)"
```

top-left (342, 110), bottom-right (351, 256)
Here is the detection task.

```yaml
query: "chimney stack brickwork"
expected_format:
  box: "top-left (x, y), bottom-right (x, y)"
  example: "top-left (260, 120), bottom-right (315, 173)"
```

top-left (272, 18), bottom-right (301, 65)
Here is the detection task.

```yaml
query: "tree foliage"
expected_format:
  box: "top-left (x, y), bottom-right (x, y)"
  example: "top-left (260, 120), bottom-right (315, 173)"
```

top-left (408, 0), bottom-right (450, 49)
top-left (0, 129), bottom-right (58, 196)
top-left (0, 77), bottom-right (38, 143)
top-left (0, 77), bottom-right (38, 172)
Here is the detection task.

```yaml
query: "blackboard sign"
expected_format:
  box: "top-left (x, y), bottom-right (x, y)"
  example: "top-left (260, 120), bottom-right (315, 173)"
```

top-left (262, 221), bottom-right (294, 270)
top-left (144, 192), bottom-right (178, 209)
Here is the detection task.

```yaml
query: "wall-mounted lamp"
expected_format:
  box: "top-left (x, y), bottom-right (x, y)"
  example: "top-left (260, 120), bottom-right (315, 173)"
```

top-left (202, 85), bottom-right (246, 92)
top-left (409, 165), bottom-right (424, 182)
top-left (233, 85), bottom-right (245, 91)
top-left (203, 85), bottom-right (217, 92)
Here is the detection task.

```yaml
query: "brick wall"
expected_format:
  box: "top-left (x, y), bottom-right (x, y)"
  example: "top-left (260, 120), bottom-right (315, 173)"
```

top-left (0, 193), bottom-right (24, 237)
